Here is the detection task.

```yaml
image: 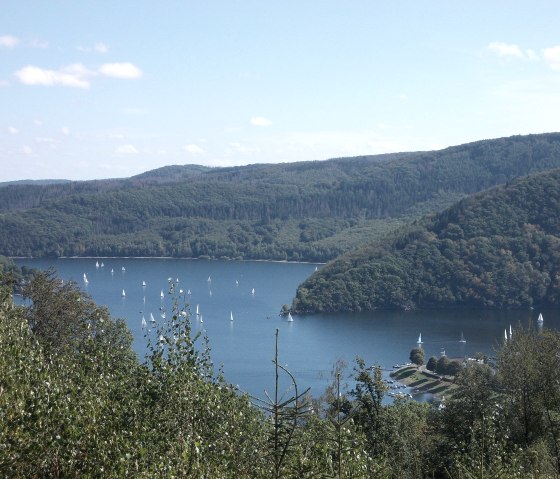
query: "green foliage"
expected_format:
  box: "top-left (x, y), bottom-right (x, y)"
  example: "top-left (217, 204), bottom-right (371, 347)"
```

top-left (295, 166), bottom-right (560, 312)
top-left (426, 356), bottom-right (438, 371)
top-left (4, 133), bottom-right (560, 263)
top-left (4, 268), bottom-right (560, 478)
top-left (410, 347), bottom-right (425, 366)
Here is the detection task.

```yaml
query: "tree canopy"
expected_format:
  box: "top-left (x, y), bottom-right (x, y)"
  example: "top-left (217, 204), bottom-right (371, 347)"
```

top-left (3, 133), bottom-right (560, 262)
top-left (293, 167), bottom-right (560, 312)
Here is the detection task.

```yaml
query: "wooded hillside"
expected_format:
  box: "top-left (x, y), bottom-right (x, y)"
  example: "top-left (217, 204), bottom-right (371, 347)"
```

top-left (293, 167), bottom-right (560, 312)
top-left (2, 133), bottom-right (560, 261)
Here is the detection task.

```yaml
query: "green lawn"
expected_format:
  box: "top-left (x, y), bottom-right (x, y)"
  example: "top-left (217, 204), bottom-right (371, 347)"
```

top-left (390, 366), bottom-right (457, 397)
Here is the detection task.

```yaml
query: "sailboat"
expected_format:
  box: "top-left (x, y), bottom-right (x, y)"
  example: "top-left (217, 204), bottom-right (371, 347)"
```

top-left (200, 314), bottom-right (203, 323)
top-left (509, 324), bottom-right (513, 339)
top-left (459, 332), bottom-right (466, 343)
top-left (95, 261), bottom-right (99, 268)
top-left (150, 313), bottom-right (156, 323)
top-left (504, 329), bottom-right (508, 341)
top-left (160, 289), bottom-right (164, 299)
top-left (538, 313), bottom-right (544, 323)
top-left (230, 311), bottom-right (234, 322)
top-left (196, 304), bottom-right (199, 317)
top-left (142, 280), bottom-right (146, 287)
top-left (417, 333), bottom-right (423, 344)
top-left (287, 312), bottom-right (294, 322)
top-left (251, 288), bottom-right (255, 295)
top-left (83, 273), bottom-right (88, 284)
top-left (100, 262), bottom-right (104, 268)
top-left (141, 316), bottom-right (147, 329)
top-left (122, 266), bottom-right (126, 271)
top-left (111, 268), bottom-right (114, 274)
top-left (121, 289), bottom-right (126, 297)
top-left (207, 276), bottom-right (211, 282)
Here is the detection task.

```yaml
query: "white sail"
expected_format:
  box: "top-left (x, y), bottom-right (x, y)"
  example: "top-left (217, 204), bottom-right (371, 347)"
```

top-left (417, 333), bottom-right (422, 344)
top-left (207, 276), bottom-right (211, 282)
top-left (459, 332), bottom-right (466, 343)
top-left (287, 313), bottom-right (294, 322)
top-left (141, 316), bottom-right (147, 329)
top-left (251, 288), bottom-right (255, 295)
top-left (122, 266), bottom-right (125, 271)
top-left (538, 313), bottom-right (544, 323)
top-left (150, 313), bottom-right (156, 323)
top-left (200, 314), bottom-right (203, 323)
top-left (95, 261), bottom-right (99, 268)
top-left (83, 273), bottom-right (88, 284)
top-left (160, 289), bottom-right (164, 299)
top-left (142, 280), bottom-right (146, 287)
top-left (509, 324), bottom-right (513, 339)
top-left (121, 289), bottom-right (126, 297)
top-left (111, 268), bottom-right (114, 274)
top-left (100, 262), bottom-right (104, 267)
top-left (230, 311), bottom-right (234, 321)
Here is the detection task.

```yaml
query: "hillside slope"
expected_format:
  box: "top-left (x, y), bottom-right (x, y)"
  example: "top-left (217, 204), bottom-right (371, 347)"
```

top-left (2, 133), bottom-right (560, 261)
top-left (293, 168), bottom-right (560, 312)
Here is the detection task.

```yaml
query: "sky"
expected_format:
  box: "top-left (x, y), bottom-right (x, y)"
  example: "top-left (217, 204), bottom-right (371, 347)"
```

top-left (1, 1), bottom-right (560, 182)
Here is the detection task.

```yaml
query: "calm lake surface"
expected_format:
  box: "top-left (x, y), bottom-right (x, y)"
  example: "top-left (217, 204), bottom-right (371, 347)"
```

top-left (15, 258), bottom-right (558, 399)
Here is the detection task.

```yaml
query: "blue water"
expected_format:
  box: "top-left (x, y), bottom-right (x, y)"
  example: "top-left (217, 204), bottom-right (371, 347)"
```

top-left (15, 258), bottom-right (557, 399)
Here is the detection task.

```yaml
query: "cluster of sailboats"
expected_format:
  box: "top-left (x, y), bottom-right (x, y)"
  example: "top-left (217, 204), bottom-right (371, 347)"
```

top-left (84, 261), bottom-right (299, 333)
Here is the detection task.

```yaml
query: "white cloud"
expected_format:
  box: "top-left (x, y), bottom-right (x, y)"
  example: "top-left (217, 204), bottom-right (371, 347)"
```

top-left (99, 62), bottom-right (142, 79)
top-left (95, 42), bottom-right (108, 53)
top-left (35, 137), bottom-right (56, 144)
top-left (486, 42), bottom-right (540, 62)
top-left (0, 35), bottom-right (19, 48)
top-left (15, 64), bottom-right (91, 88)
top-left (61, 126), bottom-right (70, 136)
top-left (543, 46), bottom-right (560, 71)
top-left (8, 126), bottom-right (18, 135)
top-left (228, 142), bottom-right (260, 154)
top-left (184, 144), bottom-right (205, 154)
top-left (22, 145), bottom-right (32, 155)
top-left (487, 42), bottom-right (524, 58)
top-left (115, 144), bottom-right (139, 155)
top-left (29, 38), bottom-right (48, 49)
top-left (15, 62), bottom-right (143, 88)
top-left (250, 116), bottom-right (272, 127)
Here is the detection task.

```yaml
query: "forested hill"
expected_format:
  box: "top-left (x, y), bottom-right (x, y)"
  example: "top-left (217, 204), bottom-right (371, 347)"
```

top-left (2, 133), bottom-right (560, 261)
top-left (293, 167), bottom-right (560, 312)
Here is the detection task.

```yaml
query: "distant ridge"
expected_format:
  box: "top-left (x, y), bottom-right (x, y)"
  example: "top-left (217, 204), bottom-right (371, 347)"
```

top-left (2, 132), bottom-right (560, 263)
top-left (0, 179), bottom-right (71, 188)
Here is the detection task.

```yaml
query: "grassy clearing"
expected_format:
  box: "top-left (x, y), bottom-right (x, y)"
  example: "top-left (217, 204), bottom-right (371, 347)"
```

top-left (390, 366), bottom-right (457, 397)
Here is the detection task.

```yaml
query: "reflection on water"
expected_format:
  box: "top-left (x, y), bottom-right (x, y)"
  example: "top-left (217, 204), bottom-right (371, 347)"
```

top-left (15, 258), bottom-right (558, 399)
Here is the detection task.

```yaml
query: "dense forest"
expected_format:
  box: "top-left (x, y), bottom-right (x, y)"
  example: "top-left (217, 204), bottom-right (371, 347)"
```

top-left (2, 133), bottom-right (560, 261)
top-left (3, 270), bottom-right (560, 477)
top-left (293, 168), bottom-right (560, 312)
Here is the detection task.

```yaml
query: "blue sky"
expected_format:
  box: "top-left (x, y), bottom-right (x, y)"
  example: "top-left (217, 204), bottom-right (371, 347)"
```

top-left (1, 1), bottom-right (560, 181)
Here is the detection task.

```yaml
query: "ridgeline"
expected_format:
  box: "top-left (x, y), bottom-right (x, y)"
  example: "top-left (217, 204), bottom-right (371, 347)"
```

top-left (2, 133), bottom-right (560, 261)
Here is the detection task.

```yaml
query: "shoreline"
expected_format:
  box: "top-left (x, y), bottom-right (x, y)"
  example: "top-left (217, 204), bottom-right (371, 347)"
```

top-left (12, 256), bottom-right (325, 266)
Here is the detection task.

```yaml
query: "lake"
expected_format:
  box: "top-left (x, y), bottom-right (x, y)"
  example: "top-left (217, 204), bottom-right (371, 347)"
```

top-left (15, 258), bottom-right (556, 399)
